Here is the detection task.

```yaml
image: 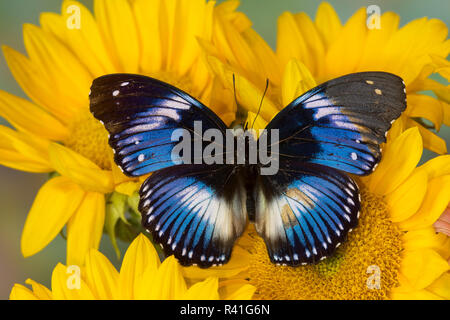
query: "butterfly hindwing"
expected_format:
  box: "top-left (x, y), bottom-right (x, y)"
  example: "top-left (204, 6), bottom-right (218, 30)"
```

top-left (255, 161), bottom-right (360, 265)
top-left (265, 71), bottom-right (406, 175)
top-left (89, 74), bottom-right (228, 176)
top-left (139, 164), bottom-right (247, 267)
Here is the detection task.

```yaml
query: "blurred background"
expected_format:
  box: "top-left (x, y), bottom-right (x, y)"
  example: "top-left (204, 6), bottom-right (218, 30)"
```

top-left (0, 0), bottom-right (449, 299)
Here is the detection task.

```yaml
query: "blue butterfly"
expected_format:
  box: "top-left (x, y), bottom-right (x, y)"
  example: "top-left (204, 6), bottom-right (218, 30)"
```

top-left (90, 72), bottom-right (406, 267)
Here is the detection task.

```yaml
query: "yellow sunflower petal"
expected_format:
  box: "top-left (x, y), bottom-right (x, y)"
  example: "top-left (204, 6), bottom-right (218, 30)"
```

top-left (182, 245), bottom-right (250, 281)
top-left (49, 142), bottom-right (114, 193)
top-left (216, 14), bottom-right (263, 83)
top-left (247, 111), bottom-right (268, 131)
top-left (427, 272), bottom-right (450, 299)
top-left (21, 176), bottom-right (85, 257)
top-left (0, 90), bottom-right (68, 141)
top-left (219, 280), bottom-right (256, 300)
top-left (293, 12), bottom-right (326, 76)
top-left (390, 288), bottom-right (443, 300)
top-left (133, 265), bottom-right (159, 300)
top-left (242, 28), bottom-right (281, 85)
top-left (146, 255), bottom-right (187, 300)
top-left (207, 56), bottom-right (279, 122)
top-left (281, 58), bottom-right (316, 107)
top-left (2, 46), bottom-right (73, 123)
top-left (170, 0), bottom-right (213, 76)
top-left (25, 279), bottom-right (52, 300)
top-left (384, 168), bottom-right (428, 222)
top-left (0, 126), bottom-right (52, 173)
top-left (368, 127), bottom-right (422, 195)
top-left (403, 227), bottom-right (450, 259)
top-left (407, 94), bottom-right (444, 131)
top-left (132, 0), bottom-right (162, 74)
top-left (23, 23), bottom-right (92, 109)
top-left (399, 175), bottom-right (450, 230)
top-left (276, 12), bottom-right (311, 73)
top-left (431, 54), bottom-right (450, 81)
top-left (51, 263), bottom-right (95, 300)
top-left (387, 114), bottom-right (406, 140)
top-left (115, 181), bottom-right (140, 196)
top-left (314, 2), bottom-right (341, 49)
top-left (119, 234), bottom-right (161, 299)
top-left (358, 12), bottom-right (400, 71)
top-left (9, 284), bottom-right (39, 300)
top-left (383, 17), bottom-right (449, 84)
top-left (94, 0), bottom-right (139, 72)
top-left (40, 0), bottom-right (117, 76)
top-left (398, 249), bottom-right (450, 291)
top-left (325, 8), bottom-right (367, 79)
top-left (420, 155), bottom-right (450, 179)
top-left (407, 119), bottom-right (448, 154)
top-left (67, 192), bottom-right (105, 266)
top-left (85, 249), bottom-right (119, 300)
top-left (182, 277), bottom-right (219, 300)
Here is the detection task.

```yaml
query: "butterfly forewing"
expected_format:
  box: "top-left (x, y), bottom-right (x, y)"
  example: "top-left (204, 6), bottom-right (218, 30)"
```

top-left (265, 71), bottom-right (406, 175)
top-left (90, 74), bottom-right (228, 176)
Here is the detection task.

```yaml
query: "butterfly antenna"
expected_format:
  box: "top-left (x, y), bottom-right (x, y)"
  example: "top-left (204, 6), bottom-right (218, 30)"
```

top-left (251, 78), bottom-right (269, 130)
top-left (232, 74), bottom-right (248, 128)
top-left (233, 74), bottom-right (238, 107)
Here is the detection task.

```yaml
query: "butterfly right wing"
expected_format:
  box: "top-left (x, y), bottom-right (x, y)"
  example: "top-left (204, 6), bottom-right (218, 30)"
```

top-left (255, 161), bottom-right (360, 266)
top-left (139, 163), bottom-right (247, 268)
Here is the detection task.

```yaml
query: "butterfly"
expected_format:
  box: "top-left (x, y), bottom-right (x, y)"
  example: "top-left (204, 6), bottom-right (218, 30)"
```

top-left (89, 71), bottom-right (406, 268)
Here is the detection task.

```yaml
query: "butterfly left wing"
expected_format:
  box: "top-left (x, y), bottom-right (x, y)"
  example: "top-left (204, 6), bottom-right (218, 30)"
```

top-left (139, 163), bottom-right (247, 267)
top-left (90, 73), bottom-right (228, 176)
top-left (255, 161), bottom-right (360, 265)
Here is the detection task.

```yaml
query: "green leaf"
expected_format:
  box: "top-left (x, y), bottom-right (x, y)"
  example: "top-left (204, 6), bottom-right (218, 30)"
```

top-left (105, 192), bottom-right (128, 259)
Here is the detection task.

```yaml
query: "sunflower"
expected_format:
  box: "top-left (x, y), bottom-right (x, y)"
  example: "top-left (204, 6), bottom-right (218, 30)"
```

top-left (201, 2), bottom-right (450, 154)
top-left (9, 234), bottom-right (255, 300)
top-left (0, 0), bottom-right (251, 265)
top-left (181, 2), bottom-right (450, 299)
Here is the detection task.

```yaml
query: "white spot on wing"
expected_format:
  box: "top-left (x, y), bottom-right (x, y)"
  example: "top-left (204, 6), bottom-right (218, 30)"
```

top-left (138, 154), bottom-right (145, 162)
top-left (121, 81), bottom-right (130, 87)
top-left (113, 90), bottom-right (120, 96)
top-left (351, 152), bottom-right (357, 160)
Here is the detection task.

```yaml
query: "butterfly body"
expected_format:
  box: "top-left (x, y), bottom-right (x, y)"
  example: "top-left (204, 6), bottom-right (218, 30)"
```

top-left (90, 71), bottom-right (406, 267)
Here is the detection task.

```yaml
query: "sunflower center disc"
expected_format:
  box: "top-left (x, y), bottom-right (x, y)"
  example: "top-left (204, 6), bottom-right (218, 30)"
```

top-left (66, 110), bottom-right (112, 170)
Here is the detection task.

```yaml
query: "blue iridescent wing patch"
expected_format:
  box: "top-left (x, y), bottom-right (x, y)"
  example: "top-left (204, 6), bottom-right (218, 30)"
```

top-left (265, 72), bottom-right (406, 175)
top-left (255, 161), bottom-right (360, 265)
top-left (90, 74), bottom-right (227, 176)
top-left (139, 164), bottom-right (247, 267)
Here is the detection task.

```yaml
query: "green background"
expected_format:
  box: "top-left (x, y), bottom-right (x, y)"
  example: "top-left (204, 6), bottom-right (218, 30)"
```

top-left (0, 0), bottom-right (449, 299)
